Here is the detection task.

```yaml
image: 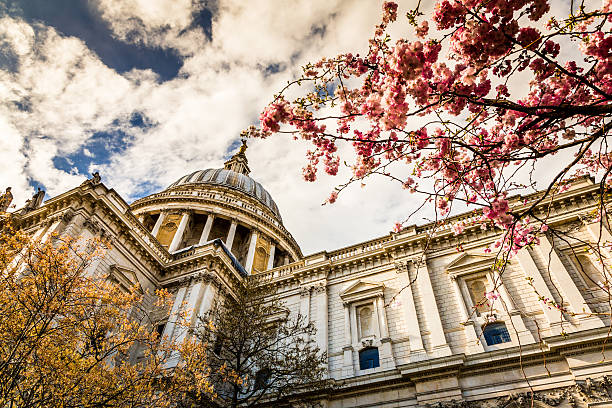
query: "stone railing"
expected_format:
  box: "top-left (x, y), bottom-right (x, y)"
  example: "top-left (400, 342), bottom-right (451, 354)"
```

top-left (257, 259), bottom-right (306, 281)
top-left (416, 211), bottom-right (483, 236)
top-left (329, 236), bottom-right (392, 262)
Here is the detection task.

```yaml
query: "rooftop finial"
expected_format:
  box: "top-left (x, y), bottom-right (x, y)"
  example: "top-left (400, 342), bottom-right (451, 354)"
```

top-left (238, 139), bottom-right (248, 155)
top-left (224, 139), bottom-right (251, 175)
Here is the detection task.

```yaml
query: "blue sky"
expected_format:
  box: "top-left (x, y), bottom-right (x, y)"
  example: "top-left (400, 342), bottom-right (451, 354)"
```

top-left (0, 0), bottom-right (444, 253)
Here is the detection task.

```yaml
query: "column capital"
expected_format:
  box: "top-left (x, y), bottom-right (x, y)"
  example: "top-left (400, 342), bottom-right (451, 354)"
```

top-left (394, 260), bottom-right (409, 274)
top-left (313, 283), bottom-right (327, 294)
top-left (408, 254), bottom-right (427, 265)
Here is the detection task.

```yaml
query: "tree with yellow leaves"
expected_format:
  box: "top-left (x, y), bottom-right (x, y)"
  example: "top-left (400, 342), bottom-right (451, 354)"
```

top-left (178, 277), bottom-right (329, 408)
top-left (0, 218), bottom-right (192, 408)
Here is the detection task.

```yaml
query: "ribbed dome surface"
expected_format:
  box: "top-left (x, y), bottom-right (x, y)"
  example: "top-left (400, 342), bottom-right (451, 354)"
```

top-left (167, 169), bottom-right (282, 221)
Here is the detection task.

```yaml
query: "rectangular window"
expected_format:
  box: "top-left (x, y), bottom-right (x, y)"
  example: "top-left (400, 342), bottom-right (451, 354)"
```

top-left (483, 322), bottom-right (511, 346)
top-left (359, 347), bottom-right (380, 370)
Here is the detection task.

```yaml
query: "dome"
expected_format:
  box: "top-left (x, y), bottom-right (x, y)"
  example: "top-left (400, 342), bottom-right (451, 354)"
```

top-left (167, 168), bottom-right (282, 221)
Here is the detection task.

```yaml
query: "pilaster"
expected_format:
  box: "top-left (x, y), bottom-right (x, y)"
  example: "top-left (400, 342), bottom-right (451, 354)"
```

top-left (450, 276), bottom-right (485, 354)
top-left (342, 302), bottom-right (354, 377)
top-left (516, 248), bottom-right (567, 335)
top-left (313, 283), bottom-right (328, 374)
top-left (394, 260), bottom-right (426, 361)
top-left (538, 234), bottom-right (604, 330)
top-left (376, 295), bottom-right (395, 369)
top-left (299, 285), bottom-right (311, 342)
top-left (411, 256), bottom-right (452, 357)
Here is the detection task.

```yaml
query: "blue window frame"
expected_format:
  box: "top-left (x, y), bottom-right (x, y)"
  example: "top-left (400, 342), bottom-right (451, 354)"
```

top-left (359, 347), bottom-right (380, 370)
top-left (483, 322), bottom-right (511, 346)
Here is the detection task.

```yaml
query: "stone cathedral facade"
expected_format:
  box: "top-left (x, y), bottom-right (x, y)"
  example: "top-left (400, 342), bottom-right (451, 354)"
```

top-left (12, 145), bottom-right (612, 407)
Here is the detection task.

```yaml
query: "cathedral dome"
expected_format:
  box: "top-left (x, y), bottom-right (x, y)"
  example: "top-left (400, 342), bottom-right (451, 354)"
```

top-left (167, 168), bottom-right (282, 221)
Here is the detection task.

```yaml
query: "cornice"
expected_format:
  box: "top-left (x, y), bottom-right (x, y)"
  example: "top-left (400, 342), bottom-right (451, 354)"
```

top-left (254, 178), bottom-right (606, 285)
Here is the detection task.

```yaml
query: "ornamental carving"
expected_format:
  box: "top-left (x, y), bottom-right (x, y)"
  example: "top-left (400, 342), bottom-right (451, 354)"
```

top-left (426, 376), bottom-right (612, 408)
top-left (83, 217), bottom-right (114, 242)
top-left (394, 260), bottom-right (408, 274)
top-left (313, 283), bottom-right (327, 294)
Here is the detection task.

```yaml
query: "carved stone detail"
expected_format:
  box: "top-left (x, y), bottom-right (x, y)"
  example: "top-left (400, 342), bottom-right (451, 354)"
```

top-left (394, 260), bottom-right (408, 274)
top-left (425, 376), bottom-right (612, 408)
top-left (300, 286), bottom-right (312, 297)
top-left (313, 283), bottom-right (327, 294)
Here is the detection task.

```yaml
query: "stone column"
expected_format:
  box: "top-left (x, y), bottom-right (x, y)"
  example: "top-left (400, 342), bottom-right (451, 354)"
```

top-left (284, 255), bottom-right (290, 265)
top-left (174, 281), bottom-right (205, 346)
top-left (151, 211), bottom-right (166, 238)
top-left (342, 302), bottom-right (354, 377)
top-left (299, 285), bottom-right (311, 341)
top-left (395, 261), bottom-right (426, 361)
top-left (165, 281), bottom-right (207, 367)
top-left (161, 286), bottom-right (187, 344)
top-left (486, 270), bottom-right (535, 345)
top-left (538, 234), bottom-right (604, 329)
top-left (198, 214), bottom-right (215, 245)
top-left (376, 295), bottom-right (396, 369)
top-left (412, 257), bottom-right (452, 357)
top-left (245, 230), bottom-right (259, 273)
top-left (516, 248), bottom-right (567, 335)
top-left (169, 211), bottom-right (191, 253)
top-left (313, 284), bottom-right (328, 374)
top-left (450, 276), bottom-right (485, 354)
top-left (267, 243), bottom-right (276, 270)
top-left (197, 282), bottom-right (217, 317)
top-left (225, 220), bottom-right (237, 250)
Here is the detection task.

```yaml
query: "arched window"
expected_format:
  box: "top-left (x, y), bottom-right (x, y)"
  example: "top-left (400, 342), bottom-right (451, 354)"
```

top-left (483, 322), bottom-right (511, 346)
top-left (359, 306), bottom-right (373, 338)
top-left (573, 254), bottom-right (605, 289)
top-left (359, 347), bottom-right (380, 370)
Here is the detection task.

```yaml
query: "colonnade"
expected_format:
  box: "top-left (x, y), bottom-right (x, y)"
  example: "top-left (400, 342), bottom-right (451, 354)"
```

top-left (146, 210), bottom-right (282, 272)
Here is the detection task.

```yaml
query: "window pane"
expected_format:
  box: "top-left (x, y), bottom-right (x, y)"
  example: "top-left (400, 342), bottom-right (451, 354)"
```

top-left (359, 347), bottom-right (380, 370)
top-left (483, 322), bottom-right (511, 346)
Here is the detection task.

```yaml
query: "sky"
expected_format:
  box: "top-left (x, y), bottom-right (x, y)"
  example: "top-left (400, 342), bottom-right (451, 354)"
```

top-left (0, 0), bottom-right (576, 255)
top-left (0, 0), bottom-right (432, 254)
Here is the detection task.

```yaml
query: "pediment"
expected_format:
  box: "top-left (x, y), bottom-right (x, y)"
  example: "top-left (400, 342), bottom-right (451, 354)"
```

top-left (446, 252), bottom-right (497, 276)
top-left (108, 265), bottom-right (143, 293)
top-left (340, 280), bottom-right (385, 303)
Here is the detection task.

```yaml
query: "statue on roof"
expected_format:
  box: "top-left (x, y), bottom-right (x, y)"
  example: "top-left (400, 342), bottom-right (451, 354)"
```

top-left (0, 187), bottom-right (12, 212)
top-left (223, 139), bottom-right (251, 175)
top-left (91, 171), bottom-right (101, 185)
top-left (238, 139), bottom-right (248, 155)
top-left (23, 188), bottom-right (45, 213)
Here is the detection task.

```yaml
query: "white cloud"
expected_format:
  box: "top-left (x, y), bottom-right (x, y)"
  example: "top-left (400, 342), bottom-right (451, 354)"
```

top-left (0, 0), bottom-right (441, 253)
